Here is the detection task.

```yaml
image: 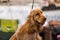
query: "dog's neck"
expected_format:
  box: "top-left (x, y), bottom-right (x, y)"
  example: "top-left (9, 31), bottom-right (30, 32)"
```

top-left (26, 19), bottom-right (42, 34)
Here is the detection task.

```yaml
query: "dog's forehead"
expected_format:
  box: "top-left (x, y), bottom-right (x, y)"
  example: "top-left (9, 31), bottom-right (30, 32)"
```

top-left (32, 9), bottom-right (43, 15)
top-left (31, 9), bottom-right (46, 17)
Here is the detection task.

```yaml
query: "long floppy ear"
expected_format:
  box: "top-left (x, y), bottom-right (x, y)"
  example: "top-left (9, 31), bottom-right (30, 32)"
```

top-left (27, 10), bottom-right (36, 24)
top-left (33, 12), bottom-right (40, 22)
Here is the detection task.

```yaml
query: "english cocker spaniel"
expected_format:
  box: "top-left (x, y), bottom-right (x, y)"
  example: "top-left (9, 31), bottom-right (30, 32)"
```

top-left (9, 9), bottom-right (46, 40)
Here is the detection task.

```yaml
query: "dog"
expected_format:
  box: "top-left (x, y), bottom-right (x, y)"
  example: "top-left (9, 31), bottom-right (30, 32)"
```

top-left (9, 9), bottom-right (46, 40)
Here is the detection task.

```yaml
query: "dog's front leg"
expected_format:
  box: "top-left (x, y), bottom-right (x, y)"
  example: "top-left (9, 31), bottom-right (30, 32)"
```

top-left (9, 33), bottom-right (17, 40)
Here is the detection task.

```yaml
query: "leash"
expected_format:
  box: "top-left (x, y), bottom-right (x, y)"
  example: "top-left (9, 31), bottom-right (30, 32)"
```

top-left (32, 0), bottom-right (34, 9)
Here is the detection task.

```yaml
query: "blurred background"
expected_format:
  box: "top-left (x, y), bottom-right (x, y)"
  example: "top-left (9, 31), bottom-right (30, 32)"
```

top-left (0, 0), bottom-right (60, 40)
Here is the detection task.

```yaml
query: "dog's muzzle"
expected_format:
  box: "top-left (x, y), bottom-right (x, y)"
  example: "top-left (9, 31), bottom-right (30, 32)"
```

top-left (38, 16), bottom-right (46, 25)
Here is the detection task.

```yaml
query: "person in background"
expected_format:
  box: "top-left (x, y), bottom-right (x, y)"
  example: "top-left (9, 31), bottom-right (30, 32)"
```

top-left (49, 20), bottom-right (60, 26)
top-left (39, 0), bottom-right (49, 8)
top-left (39, 0), bottom-right (56, 10)
top-left (48, 0), bottom-right (56, 10)
top-left (49, 20), bottom-right (60, 40)
top-left (41, 20), bottom-right (60, 40)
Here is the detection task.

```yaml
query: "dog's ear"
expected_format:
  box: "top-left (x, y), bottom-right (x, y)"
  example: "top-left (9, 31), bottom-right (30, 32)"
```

top-left (33, 12), bottom-right (41, 21)
top-left (27, 10), bottom-right (36, 23)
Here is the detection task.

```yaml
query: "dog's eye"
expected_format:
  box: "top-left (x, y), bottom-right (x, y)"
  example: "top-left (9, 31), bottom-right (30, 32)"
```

top-left (36, 13), bottom-right (39, 16)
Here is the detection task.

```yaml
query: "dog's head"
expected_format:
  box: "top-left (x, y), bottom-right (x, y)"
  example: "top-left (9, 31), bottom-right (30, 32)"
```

top-left (27, 9), bottom-right (46, 34)
top-left (28, 9), bottom-right (46, 25)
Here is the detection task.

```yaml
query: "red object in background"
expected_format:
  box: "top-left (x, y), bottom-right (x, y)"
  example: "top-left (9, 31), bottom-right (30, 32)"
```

top-left (57, 35), bottom-right (60, 40)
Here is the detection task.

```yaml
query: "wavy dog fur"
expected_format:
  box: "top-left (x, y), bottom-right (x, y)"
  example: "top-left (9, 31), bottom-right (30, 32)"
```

top-left (9, 9), bottom-right (46, 40)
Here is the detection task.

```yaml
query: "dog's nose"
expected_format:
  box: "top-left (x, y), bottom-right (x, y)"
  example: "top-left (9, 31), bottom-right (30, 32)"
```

top-left (44, 18), bottom-right (46, 21)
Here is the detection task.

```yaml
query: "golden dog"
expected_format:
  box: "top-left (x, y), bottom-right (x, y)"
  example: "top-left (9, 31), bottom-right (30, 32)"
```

top-left (9, 9), bottom-right (46, 40)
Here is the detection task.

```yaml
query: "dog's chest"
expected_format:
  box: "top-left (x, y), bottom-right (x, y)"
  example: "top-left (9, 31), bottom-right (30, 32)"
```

top-left (22, 33), bottom-right (42, 40)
